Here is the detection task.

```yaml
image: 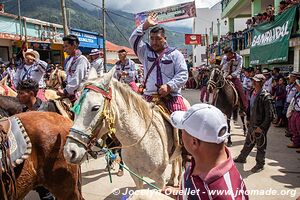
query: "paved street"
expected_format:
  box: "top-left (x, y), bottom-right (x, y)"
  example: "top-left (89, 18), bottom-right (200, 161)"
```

top-left (26, 89), bottom-right (300, 200)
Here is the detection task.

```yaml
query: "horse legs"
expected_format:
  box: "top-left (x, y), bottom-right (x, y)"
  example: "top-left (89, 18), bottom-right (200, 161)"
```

top-left (232, 107), bottom-right (238, 122)
top-left (240, 115), bottom-right (247, 136)
top-left (167, 156), bottom-right (182, 187)
top-left (43, 164), bottom-right (83, 200)
top-left (14, 161), bottom-right (38, 200)
top-left (227, 119), bottom-right (233, 147)
top-left (130, 171), bottom-right (144, 189)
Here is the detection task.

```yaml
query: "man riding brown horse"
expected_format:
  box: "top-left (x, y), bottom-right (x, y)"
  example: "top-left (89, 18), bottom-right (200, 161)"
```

top-left (221, 47), bottom-right (248, 113)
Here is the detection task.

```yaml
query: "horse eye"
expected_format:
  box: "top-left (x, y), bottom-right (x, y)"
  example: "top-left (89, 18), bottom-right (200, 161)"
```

top-left (91, 105), bottom-right (101, 112)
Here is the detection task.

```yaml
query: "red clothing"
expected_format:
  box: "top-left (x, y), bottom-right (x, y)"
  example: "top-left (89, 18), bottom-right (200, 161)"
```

top-left (144, 95), bottom-right (187, 112)
top-left (178, 147), bottom-right (248, 200)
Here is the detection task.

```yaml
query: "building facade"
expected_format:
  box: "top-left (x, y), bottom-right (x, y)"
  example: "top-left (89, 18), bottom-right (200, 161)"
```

top-left (193, 2), bottom-right (247, 67)
top-left (218, 0), bottom-right (300, 72)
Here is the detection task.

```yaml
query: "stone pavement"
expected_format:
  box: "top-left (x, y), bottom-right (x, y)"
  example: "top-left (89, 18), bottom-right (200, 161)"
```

top-left (25, 89), bottom-right (300, 199)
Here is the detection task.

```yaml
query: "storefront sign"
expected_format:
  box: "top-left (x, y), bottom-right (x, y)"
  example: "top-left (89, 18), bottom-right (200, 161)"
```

top-left (185, 34), bottom-right (201, 45)
top-left (29, 42), bottom-right (51, 50)
top-left (71, 29), bottom-right (103, 49)
top-left (0, 33), bottom-right (20, 40)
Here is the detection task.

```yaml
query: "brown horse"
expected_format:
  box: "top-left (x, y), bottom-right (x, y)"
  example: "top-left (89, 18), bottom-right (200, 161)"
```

top-left (207, 67), bottom-right (246, 146)
top-left (0, 109), bottom-right (83, 199)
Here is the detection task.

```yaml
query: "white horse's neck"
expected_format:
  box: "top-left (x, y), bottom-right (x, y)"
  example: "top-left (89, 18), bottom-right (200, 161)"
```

top-left (109, 80), bottom-right (154, 146)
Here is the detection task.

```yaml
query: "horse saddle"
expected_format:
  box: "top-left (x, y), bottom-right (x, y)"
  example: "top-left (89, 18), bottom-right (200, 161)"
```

top-left (52, 98), bottom-right (73, 120)
top-left (151, 101), bottom-right (182, 162)
top-left (0, 116), bottom-right (32, 171)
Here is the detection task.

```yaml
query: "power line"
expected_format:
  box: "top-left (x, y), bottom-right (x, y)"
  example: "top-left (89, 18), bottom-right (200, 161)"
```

top-left (107, 10), bottom-right (133, 21)
top-left (79, 0), bottom-right (101, 9)
top-left (105, 11), bottom-right (129, 44)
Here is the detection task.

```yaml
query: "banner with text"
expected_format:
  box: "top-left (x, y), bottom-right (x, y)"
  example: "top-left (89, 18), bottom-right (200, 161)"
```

top-left (250, 6), bottom-right (297, 65)
top-left (134, 1), bottom-right (196, 26)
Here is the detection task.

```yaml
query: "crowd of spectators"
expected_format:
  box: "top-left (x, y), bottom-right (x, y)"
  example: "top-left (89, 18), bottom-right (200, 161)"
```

top-left (210, 1), bottom-right (300, 54)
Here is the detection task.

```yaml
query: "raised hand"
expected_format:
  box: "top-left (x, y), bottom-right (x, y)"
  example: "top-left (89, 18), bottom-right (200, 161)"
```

top-left (143, 13), bottom-right (158, 31)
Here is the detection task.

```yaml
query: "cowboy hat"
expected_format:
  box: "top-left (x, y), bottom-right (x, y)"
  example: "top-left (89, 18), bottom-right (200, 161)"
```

top-left (23, 49), bottom-right (40, 61)
top-left (89, 49), bottom-right (100, 56)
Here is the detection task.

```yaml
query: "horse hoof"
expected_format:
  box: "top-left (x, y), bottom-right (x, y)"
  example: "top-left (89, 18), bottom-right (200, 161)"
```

top-left (166, 181), bottom-right (175, 186)
top-left (227, 141), bottom-right (233, 147)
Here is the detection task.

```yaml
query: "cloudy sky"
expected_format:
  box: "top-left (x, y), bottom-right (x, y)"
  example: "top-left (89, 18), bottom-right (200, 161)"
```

top-left (79, 0), bottom-right (221, 28)
top-left (104, 0), bottom-right (220, 13)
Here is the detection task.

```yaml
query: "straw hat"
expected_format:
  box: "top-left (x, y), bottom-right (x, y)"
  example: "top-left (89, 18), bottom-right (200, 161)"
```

top-left (23, 49), bottom-right (40, 61)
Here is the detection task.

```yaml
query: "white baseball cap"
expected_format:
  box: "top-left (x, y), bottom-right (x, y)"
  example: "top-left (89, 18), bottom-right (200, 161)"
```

top-left (171, 103), bottom-right (229, 144)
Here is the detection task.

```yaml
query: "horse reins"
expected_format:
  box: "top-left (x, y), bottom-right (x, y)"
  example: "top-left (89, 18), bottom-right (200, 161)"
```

top-left (207, 68), bottom-right (226, 90)
top-left (67, 83), bottom-right (155, 154)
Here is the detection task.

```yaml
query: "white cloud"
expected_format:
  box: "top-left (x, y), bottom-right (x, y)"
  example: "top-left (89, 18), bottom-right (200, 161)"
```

top-left (83, 0), bottom-right (220, 13)
top-left (77, 0), bottom-right (221, 28)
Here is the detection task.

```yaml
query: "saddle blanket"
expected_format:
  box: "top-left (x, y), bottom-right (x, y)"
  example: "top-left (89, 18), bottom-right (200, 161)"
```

top-left (0, 116), bottom-right (32, 170)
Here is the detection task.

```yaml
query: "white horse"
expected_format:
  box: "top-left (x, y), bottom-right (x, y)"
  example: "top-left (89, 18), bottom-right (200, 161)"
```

top-left (63, 68), bottom-right (185, 189)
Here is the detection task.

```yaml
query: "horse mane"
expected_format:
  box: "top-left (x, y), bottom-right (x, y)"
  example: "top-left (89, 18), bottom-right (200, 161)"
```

top-left (0, 95), bottom-right (24, 116)
top-left (111, 79), bottom-right (152, 119)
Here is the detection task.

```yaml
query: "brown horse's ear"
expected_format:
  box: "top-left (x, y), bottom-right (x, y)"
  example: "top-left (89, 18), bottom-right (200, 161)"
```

top-left (0, 75), bottom-right (7, 85)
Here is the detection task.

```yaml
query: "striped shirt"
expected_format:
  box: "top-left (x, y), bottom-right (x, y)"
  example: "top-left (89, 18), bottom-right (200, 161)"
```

top-left (286, 83), bottom-right (297, 103)
top-left (13, 60), bottom-right (47, 87)
top-left (292, 92), bottom-right (300, 112)
top-left (178, 147), bottom-right (248, 200)
top-left (114, 58), bottom-right (136, 84)
top-left (90, 57), bottom-right (104, 77)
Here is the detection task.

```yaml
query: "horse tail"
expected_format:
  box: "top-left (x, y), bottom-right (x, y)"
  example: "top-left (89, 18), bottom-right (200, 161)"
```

top-left (0, 124), bottom-right (17, 200)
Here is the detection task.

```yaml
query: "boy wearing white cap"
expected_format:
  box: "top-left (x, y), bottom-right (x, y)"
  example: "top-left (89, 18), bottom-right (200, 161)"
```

top-left (164, 103), bottom-right (248, 200)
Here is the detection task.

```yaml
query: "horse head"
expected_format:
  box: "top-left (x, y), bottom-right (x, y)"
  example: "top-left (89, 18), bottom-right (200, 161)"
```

top-left (207, 66), bottom-right (225, 93)
top-left (63, 67), bottom-right (115, 164)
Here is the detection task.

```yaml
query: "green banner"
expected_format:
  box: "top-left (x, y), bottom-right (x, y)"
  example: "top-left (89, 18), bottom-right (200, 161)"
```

top-left (250, 6), bottom-right (297, 65)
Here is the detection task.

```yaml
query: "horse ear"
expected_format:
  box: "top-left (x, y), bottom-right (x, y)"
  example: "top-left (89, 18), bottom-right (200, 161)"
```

top-left (0, 75), bottom-right (7, 85)
top-left (102, 67), bottom-right (116, 86)
top-left (87, 67), bottom-right (98, 80)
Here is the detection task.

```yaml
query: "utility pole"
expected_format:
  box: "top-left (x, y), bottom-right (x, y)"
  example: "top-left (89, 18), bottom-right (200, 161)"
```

top-left (102, 0), bottom-right (107, 72)
top-left (60, 0), bottom-right (69, 35)
top-left (17, 0), bottom-right (22, 40)
top-left (67, 8), bottom-right (71, 30)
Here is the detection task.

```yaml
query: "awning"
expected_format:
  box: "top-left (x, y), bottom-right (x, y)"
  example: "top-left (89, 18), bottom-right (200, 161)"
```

top-left (250, 6), bottom-right (298, 65)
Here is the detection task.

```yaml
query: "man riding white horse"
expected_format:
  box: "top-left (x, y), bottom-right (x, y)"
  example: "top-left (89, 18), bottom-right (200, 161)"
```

top-left (221, 47), bottom-right (248, 112)
top-left (129, 12), bottom-right (188, 112)
top-left (114, 49), bottom-right (138, 92)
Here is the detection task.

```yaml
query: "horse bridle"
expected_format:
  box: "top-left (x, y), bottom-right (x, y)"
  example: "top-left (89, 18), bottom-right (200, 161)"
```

top-left (67, 84), bottom-right (115, 152)
top-left (207, 68), bottom-right (226, 90)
